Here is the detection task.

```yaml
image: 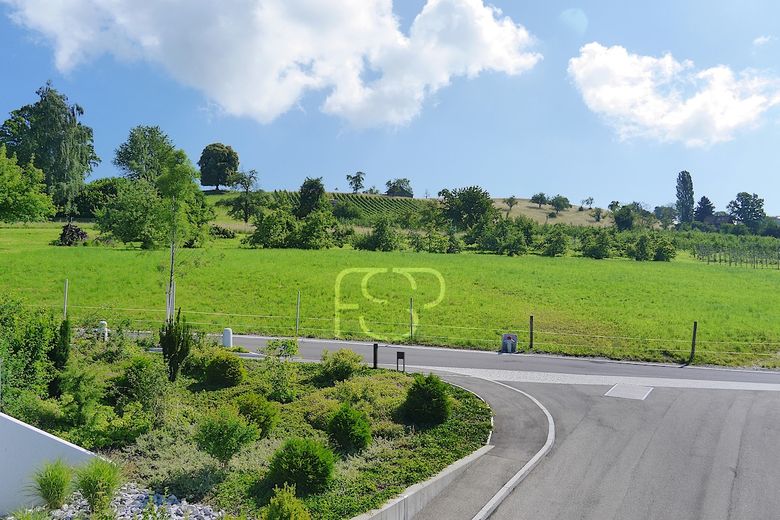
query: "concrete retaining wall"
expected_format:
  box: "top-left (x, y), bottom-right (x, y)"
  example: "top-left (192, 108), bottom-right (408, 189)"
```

top-left (351, 444), bottom-right (494, 520)
top-left (0, 412), bottom-right (95, 515)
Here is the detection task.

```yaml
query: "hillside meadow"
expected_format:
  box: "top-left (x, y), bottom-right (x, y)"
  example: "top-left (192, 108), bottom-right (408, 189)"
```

top-left (2, 222), bottom-right (780, 367)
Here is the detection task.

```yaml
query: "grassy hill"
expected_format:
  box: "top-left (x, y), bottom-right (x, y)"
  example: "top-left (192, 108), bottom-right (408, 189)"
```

top-left (207, 191), bottom-right (609, 229)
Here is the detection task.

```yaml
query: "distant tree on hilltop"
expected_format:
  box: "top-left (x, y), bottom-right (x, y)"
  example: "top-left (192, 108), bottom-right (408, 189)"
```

top-left (530, 192), bottom-right (547, 208)
top-left (198, 143), bottom-right (239, 191)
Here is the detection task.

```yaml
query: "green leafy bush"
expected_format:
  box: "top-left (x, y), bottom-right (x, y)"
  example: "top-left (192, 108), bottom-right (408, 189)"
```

top-left (319, 349), bottom-right (363, 384)
top-left (401, 374), bottom-right (451, 427)
top-left (327, 404), bottom-right (372, 453)
top-left (264, 357), bottom-right (299, 403)
top-left (236, 393), bottom-right (279, 438)
top-left (32, 459), bottom-right (72, 510)
top-left (205, 350), bottom-right (246, 387)
top-left (263, 484), bottom-right (311, 520)
top-left (113, 355), bottom-right (168, 424)
top-left (209, 224), bottom-right (237, 239)
top-left (195, 406), bottom-right (258, 468)
top-left (75, 458), bottom-right (123, 514)
top-left (264, 339), bottom-right (299, 359)
top-left (159, 309), bottom-right (193, 382)
top-left (267, 438), bottom-right (335, 495)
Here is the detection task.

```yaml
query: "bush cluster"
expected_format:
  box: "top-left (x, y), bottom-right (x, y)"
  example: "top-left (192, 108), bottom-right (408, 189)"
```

top-left (205, 350), bottom-right (246, 387)
top-left (267, 438), bottom-right (335, 495)
top-left (319, 348), bottom-right (363, 384)
top-left (327, 404), bottom-right (372, 453)
top-left (401, 374), bottom-right (451, 427)
top-left (236, 393), bottom-right (279, 438)
top-left (263, 484), bottom-right (311, 520)
top-left (209, 224), bottom-right (237, 239)
top-left (195, 405), bottom-right (258, 468)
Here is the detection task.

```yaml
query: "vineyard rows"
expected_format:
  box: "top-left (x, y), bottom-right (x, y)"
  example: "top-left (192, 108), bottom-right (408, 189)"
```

top-left (270, 190), bottom-right (429, 221)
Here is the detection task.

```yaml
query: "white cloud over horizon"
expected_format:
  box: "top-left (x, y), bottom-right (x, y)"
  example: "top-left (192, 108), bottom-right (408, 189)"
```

top-left (1, 0), bottom-right (541, 127)
top-left (753, 35), bottom-right (774, 47)
top-left (568, 42), bottom-right (780, 147)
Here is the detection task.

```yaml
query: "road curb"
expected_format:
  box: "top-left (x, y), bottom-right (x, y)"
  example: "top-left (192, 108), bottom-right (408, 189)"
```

top-left (470, 379), bottom-right (556, 520)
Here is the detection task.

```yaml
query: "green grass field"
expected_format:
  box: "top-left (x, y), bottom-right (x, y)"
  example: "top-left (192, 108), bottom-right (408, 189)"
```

top-left (2, 222), bottom-right (780, 367)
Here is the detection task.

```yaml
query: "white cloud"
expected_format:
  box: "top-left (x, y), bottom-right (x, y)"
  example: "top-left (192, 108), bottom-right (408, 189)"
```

top-left (1, 0), bottom-right (541, 126)
top-left (568, 42), bottom-right (780, 147)
top-left (753, 35), bottom-right (774, 47)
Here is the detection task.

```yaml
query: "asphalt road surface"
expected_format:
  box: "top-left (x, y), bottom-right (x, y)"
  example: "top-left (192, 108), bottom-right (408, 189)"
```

top-left (233, 335), bottom-right (780, 519)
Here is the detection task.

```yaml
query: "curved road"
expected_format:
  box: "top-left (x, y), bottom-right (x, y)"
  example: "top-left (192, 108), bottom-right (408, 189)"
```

top-left (234, 335), bottom-right (780, 519)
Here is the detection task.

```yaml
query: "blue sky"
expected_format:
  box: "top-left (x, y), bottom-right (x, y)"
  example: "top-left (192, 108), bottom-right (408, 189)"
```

top-left (1, 0), bottom-right (779, 213)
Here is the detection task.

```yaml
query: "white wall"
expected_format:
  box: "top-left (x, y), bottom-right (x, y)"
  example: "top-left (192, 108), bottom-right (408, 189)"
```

top-left (0, 412), bottom-right (94, 515)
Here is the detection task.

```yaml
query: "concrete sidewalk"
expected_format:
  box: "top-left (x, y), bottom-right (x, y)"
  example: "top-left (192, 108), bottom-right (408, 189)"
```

top-left (413, 374), bottom-right (550, 520)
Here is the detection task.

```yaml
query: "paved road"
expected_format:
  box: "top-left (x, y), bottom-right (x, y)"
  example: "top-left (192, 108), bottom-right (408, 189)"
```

top-left (233, 335), bottom-right (780, 519)
top-left (492, 383), bottom-right (780, 520)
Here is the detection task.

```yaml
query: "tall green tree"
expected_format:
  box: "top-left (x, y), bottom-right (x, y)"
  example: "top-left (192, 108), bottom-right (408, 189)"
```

top-left (227, 169), bottom-right (264, 223)
top-left (0, 145), bottom-right (55, 223)
top-left (297, 177), bottom-right (327, 218)
top-left (693, 196), bottom-right (715, 223)
top-left (346, 171), bottom-right (365, 193)
top-left (113, 126), bottom-right (175, 183)
top-left (727, 192), bottom-right (765, 233)
top-left (0, 82), bottom-right (99, 214)
top-left (198, 143), bottom-right (239, 191)
top-left (530, 192), bottom-right (547, 208)
top-left (438, 186), bottom-right (495, 230)
top-left (653, 204), bottom-right (677, 230)
top-left (385, 178), bottom-right (413, 198)
top-left (675, 170), bottom-right (694, 224)
top-left (549, 194), bottom-right (570, 214)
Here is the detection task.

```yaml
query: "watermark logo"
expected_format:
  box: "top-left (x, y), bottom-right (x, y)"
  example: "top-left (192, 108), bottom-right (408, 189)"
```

top-left (334, 267), bottom-right (446, 341)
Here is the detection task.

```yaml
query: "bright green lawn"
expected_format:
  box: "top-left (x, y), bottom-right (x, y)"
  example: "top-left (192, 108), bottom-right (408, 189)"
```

top-left (2, 223), bottom-right (780, 367)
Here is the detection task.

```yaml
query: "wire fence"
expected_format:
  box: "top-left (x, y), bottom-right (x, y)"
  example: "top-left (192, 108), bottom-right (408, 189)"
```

top-left (11, 282), bottom-right (780, 366)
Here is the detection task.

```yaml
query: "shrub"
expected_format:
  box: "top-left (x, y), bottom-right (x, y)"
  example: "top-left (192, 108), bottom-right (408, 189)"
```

top-left (75, 458), bottom-right (122, 514)
top-left (320, 349), bottom-right (363, 384)
top-left (353, 216), bottom-right (404, 251)
top-left (236, 393), bottom-right (279, 438)
top-left (50, 319), bottom-right (71, 371)
top-left (264, 357), bottom-right (299, 403)
top-left (114, 355), bottom-right (168, 424)
top-left (401, 374), bottom-right (451, 427)
top-left (32, 459), bottom-right (72, 510)
top-left (159, 309), bottom-right (194, 382)
top-left (181, 349), bottom-right (211, 380)
top-left (267, 438), bottom-right (335, 495)
top-left (327, 404), bottom-right (372, 453)
top-left (654, 236), bottom-right (676, 261)
top-left (205, 350), bottom-right (246, 387)
top-left (209, 224), bottom-right (236, 239)
top-left (264, 339), bottom-right (299, 359)
top-left (542, 226), bottom-right (568, 257)
top-left (581, 230), bottom-right (612, 259)
top-left (55, 223), bottom-right (88, 246)
top-left (195, 406), bottom-right (258, 468)
top-left (264, 484), bottom-right (311, 520)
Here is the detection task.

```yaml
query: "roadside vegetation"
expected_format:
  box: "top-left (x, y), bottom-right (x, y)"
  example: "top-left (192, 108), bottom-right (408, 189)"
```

top-left (0, 303), bottom-right (491, 519)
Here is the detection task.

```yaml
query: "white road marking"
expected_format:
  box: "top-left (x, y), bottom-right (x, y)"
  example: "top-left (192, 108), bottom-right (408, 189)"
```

top-left (604, 383), bottom-right (654, 400)
top-left (411, 366), bottom-right (780, 392)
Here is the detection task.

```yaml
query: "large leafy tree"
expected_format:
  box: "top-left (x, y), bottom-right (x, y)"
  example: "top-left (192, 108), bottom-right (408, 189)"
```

top-left (0, 82), bottom-right (99, 214)
top-left (113, 126), bottom-right (176, 183)
top-left (675, 170), bottom-right (694, 224)
top-left (653, 204), bottom-right (677, 229)
top-left (693, 196), bottom-right (715, 222)
top-left (385, 178), bottom-right (413, 198)
top-left (549, 194), bottom-right (571, 214)
top-left (0, 145), bottom-right (55, 223)
top-left (438, 186), bottom-right (496, 230)
top-left (530, 192), bottom-right (547, 208)
top-left (727, 192), bottom-right (765, 233)
top-left (198, 143), bottom-right (239, 191)
top-left (227, 169), bottom-right (266, 223)
top-left (296, 177), bottom-right (327, 218)
top-left (346, 171), bottom-right (365, 193)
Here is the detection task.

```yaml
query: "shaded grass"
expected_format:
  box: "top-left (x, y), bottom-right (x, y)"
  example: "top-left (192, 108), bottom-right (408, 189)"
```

top-left (2, 224), bottom-right (780, 366)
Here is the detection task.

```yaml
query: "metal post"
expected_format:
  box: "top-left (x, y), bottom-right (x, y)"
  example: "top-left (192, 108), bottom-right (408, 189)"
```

top-left (409, 297), bottom-right (414, 341)
top-left (688, 321), bottom-right (697, 365)
top-left (295, 290), bottom-right (301, 338)
top-left (529, 315), bottom-right (534, 349)
top-left (63, 278), bottom-right (69, 320)
top-left (373, 343), bottom-right (378, 369)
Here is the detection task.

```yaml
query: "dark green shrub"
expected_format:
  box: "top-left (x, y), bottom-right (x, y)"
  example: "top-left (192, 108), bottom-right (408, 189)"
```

top-left (159, 309), bottom-right (193, 382)
top-left (654, 236), bottom-right (676, 261)
top-left (194, 406), bottom-right (258, 468)
top-left (236, 393), bottom-right (279, 438)
top-left (75, 458), bottom-right (123, 514)
top-left (114, 355), bottom-right (168, 424)
top-left (205, 350), bottom-right (246, 387)
top-left (267, 438), bottom-right (335, 495)
top-left (181, 349), bottom-right (211, 379)
top-left (353, 217), bottom-right (404, 251)
top-left (55, 223), bottom-right (88, 246)
top-left (401, 374), bottom-right (451, 427)
top-left (263, 484), bottom-right (311, 520)
top-left (581, 230), bottom-right (612, 259)
top-left (50, 319), bottom-right (71, 370)
top-left (209, 224), bottom-right (236, 239)
top-left (264, 357), bottom-right (299, 403)
top-left (32, 459), bottom-right (72, 510)
top-left (320, 349), bottom-right (363, 384)
top-left (327, 404), bottom-right (372, 453)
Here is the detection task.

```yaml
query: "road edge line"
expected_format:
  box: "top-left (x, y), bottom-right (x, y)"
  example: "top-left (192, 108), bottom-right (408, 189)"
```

top-left (471, 379), bottom-right (556, 520)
